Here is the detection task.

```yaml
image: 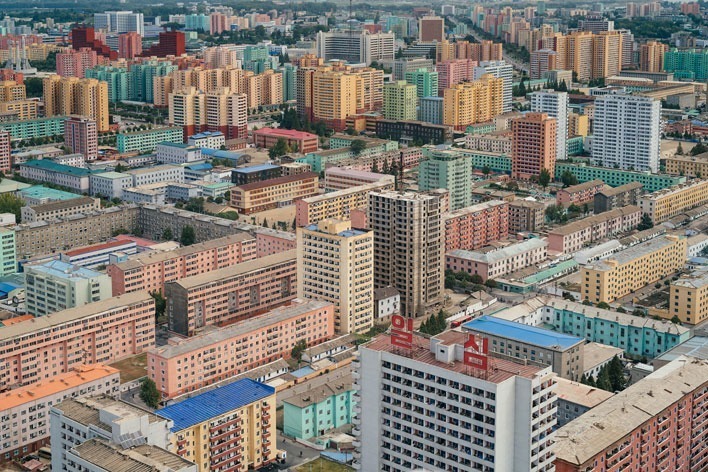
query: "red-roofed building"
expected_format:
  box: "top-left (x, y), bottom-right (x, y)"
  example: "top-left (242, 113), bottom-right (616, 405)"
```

top-left (252, 128), bottom-right (319, 154)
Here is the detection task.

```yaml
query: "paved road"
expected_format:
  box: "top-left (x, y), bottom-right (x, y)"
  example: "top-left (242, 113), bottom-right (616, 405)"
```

top-left (276, 365), bottom-right (353, 408)
top-left (277, 431), bottom-right (320, 470)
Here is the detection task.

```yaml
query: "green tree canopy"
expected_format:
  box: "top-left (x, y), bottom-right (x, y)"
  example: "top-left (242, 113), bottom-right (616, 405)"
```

top-left (351, 139), bottom-right (367, 156)
top-left (180, 225), bottom-right (196, 246)
top-left (162, 228), bottom-right (173, 241)
top-left (538, 168), bottom-right (551, 189)
top-left (637, 213), bottom-right (654, 231)
top-left (268, 138), bottom-right (290, 158)
top-left (139, 378), bottom-right (160, 408)
top-left (0, 192), bottom-right (23, 223)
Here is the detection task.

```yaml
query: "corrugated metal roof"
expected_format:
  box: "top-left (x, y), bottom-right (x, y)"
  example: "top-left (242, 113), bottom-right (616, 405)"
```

top-left (463, 315), bottom-right (584, 350)
top-left (158, 379), bottom-right (274, 432)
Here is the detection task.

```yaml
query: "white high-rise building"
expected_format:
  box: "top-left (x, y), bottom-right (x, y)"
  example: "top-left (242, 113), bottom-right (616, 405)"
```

top-left (94, 11), bottom-right (144, 37)
top-left (531, 91), bottom-right (569, 161)
top-left (316, 30), bottom-right (395, 66)
top-left (591, 94), bottom-right (660, 172)
top-left (353, 329), bottom-right (557, 472)
top-left (474, 60), bottom-right (513, 113)
top-left (367, 191), bottom-right (444, 318)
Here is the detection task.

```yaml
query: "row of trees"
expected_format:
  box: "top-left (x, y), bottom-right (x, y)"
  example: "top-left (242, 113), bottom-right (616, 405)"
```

top-left (580, 356), bottom-right (627, 392)
top-left (418, 310), bottom-right (449, 336)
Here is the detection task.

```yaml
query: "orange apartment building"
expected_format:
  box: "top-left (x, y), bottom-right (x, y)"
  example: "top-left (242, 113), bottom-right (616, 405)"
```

top-left (252, 128), bottom-right (319, 154)
top-left (556, 179), bottom-right (606, 207)
top-left (443, 200), bottom-right (509, 252)
top-left (106, 233), bottom-right (257, 295)
top-left (254, 228), bottom-right (297, 256)
top-left (165, 250), bottom-right (298, 336)
top-left (295, 181), bottom-right (395, 226)
top-left (511, 112), bottom-right (557, 180)
top-left (148, 300), bottom-right (334, 399)
top-left (443, 74), bottom-right (504, 131)
top-left (0, 292), bottom-right (155, 388)
top-left (0, 364), bottom-right (120, 461)
top-left (230, 172), bottom-right (319, 214)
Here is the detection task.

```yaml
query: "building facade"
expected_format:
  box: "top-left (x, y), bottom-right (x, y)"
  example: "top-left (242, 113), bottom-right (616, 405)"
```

top-left (443, 201), bottom-right (509, 252)
top-left (446, 238), bottom-right (548, 281)
top-left (547, 205), bottom-right (641, 254)
top-left (639, 179), bottom-right (708, 224)
top-left (230, 173), bottom-right (319, 214)
top-left (511, 112), bottom-right (557, 180)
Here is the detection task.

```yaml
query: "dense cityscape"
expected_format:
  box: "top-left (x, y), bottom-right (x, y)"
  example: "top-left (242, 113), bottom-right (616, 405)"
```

top-left (0, 0), bottom-right (706, 471)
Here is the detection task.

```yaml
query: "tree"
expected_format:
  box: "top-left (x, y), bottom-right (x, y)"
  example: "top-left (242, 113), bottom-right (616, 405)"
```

top-left (690, 142), bottom-right (707, 156)
top-left (268, 138), bottom-right (290, 158)
top-left (671, 315), bottom-right (682, 324)
top-left (150, 291), bottom-right (166, 319)
top-left (162, 228), bottom-right (174, 241)
top-left (0, 193), bottom-right (24, 222)
top-left (139, 378), bottom-right (160, 408)
top-left (482, 165), bottom-right (491, 176)
top-left (596, 366), bottom-right (613, 391)
top-left (485, 279), bottom-right (497, 288)
top-left (596, 301), bottom-right (611, 309)
top-left (560, 170), bottom-right (579, 187)
top-left (291, 339), bottom-right (307, 362)
top-left (470, 274), bottom-right (484, 285)
top-left (538, 168), bottom-right (551, 190)
top-left (180, 225), bottom-right (196, 246)
top-left (607, 356), bottom-right (626, 392)
top-left (582, 299), bottom-right (593, 306)
top-left (677, 142), bottom-right (684, 155)
top-left (637, 213), bottom-right (654, 231)
top-left (262, 218), bottom-right (269, 228)
top-left (419, 310), bottom-right (448, 336)
top-left (350, 139), bottom-right (367, 156)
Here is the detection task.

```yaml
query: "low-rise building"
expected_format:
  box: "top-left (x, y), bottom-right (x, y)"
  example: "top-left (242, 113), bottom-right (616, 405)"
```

top-left (0, 116), bottom-right (67, 142)
top-left (581, 234), bottom-right (687, 303)
top-left (373, 286), bottom-right (400, 320)
top-left (155, 142), bottom-right (203, 164)
top-left (25, 259), bottom-right (112, 316)
top-left (295, 181), bottom-right (395, 226)
top-left (664, 151), bottom-right (708, 177)
top-left (593, 181), bottom-right (643, 214)
top-left (582, 342), bottom-right (624, 380)
top-left (116, 126), bottom-right (184, 153)
top-left (668, 269), bottom-right (708, 325)
top-left (19, 185), bottom-right (78, 206)
top-left (125, 164), bottom-right (185, 186)
top-left (445, 238), bottom-right (548, 281)
top-left (0, 227), bottom-right (15, 276)
top-left (554, 162), bottom-right (685, 193)
top-left (283, 374), bottom-right (355, 440)
top-left (159, 379), bottom-right (277, 471)
top-left (166, 250), bottom-right (297, 336)
top-left (443, 201), bottom-right (509, 252)
top-left (639, 179), bottom-right (708, 223)
top-left (187, 131), bottom-right (225, 149)
top-left (324, 167), bottom-right (395, 192)
top-left (0, 365), bottom-right (120, 462)
top-left (89, 172), bottom-right (133, 199)
top-left (107, 232), bottom-right (257, 295)
top-left (230, 164), bottom-right (282, 186)
top-left (547, 205), bottom-right (641, 254)
top-left (0, 291), bottom-right (155, 388)
top-left (508, 199), bottom-right (545, 233)
top-left (556, 179), bottom-right (605, 207)
top-left (463, 315), bottom-right (584, 380)
top-left (253, 127), bottom-right (319, 154)
top-left (374, 119), bottom-right (451, 145)
top-left (63, 439), bottom-right (196, 472)
top-left (21, 196), bottom-right (101, 223)
top-left (230, 172), bottom-right (319, 214)
top-left (465, 132), bottom-right (512, 154)
top-left (687, 233), bottom-right (708, 258)
top-left (554, 356), bottom-right (708, 472)
top-left (19, 160), bottom-right (92, 194)
top-left (553, 377), bottom-right (614, 428)
top-left (149, 300), bottom-right (334, 399)
top-left (59, 239), bottom-right (137, 269)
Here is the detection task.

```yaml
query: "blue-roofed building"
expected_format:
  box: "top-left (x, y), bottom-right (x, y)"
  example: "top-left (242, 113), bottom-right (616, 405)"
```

top-left (231, 163), bottom-right (282, 186)
top-left (200, 148), bottom-right (249, 165)
top-left (19, 186), bottom-right (83, 205)
top-left (463, 315), bottom-right (585, 381)
top-left (158, 379), bottom-right (277, 470)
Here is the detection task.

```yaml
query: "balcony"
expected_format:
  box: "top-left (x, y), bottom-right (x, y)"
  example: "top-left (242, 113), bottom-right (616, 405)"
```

top-left (352, 440), bottom-right (361, 448)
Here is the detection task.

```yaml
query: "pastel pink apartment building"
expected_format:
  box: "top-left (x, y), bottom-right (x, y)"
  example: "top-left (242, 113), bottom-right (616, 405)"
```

top-left (556, 179), bottom-right (606, 207)
top-left (547, 205), bottom-right (641, 253)
top-left (443, 200), bottom-right (509, 252)
top-left (148, 300), bottom-right (334, 399)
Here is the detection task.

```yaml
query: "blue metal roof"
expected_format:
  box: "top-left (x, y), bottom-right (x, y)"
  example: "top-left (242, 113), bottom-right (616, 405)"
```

top-left (232, 163), bottom-right (280, 174)
top-left (463, 315), bottom-right (583, 350)
top-left (158, 379), bottom-right (274, 432)
top-left (185, 163), bottom-right (212, 171)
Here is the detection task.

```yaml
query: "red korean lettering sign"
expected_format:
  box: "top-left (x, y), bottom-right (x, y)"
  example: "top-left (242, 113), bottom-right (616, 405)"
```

top-left (391, 314), bottom-right (413, 349)
top-left (464, 334), bottom-right (489, 371)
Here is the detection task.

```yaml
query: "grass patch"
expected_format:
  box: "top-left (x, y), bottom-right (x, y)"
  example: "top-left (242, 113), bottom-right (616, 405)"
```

top-left (109, 352), bottom-right (148, 383)
top-left (294, 458), bottom-right (354, 472)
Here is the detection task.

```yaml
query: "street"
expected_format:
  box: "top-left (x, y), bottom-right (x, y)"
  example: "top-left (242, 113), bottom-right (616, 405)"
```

top-left (276, 431), bottom-right (320, 470)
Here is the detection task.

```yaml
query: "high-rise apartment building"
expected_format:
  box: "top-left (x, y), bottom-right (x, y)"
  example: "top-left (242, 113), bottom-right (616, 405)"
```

top-left (368, 191), bottom-right (444, 317)
top-left (404, 68), bottom-right (438, 99)
top-left (592, 31), bottom-right (623, 79)
top-left (511, 112), bottom-right (557, 180)
top-left (169, 86), bottom-right (248, 140)
top-left (640, 40), bottom-right (668, 72)
top-left (418, 149), bottom-right (474, 210)
top-left (443, 74), bottom-right (504, 131)
top-left (383, 81), bottom-right (417, 121)
top-left (311, 68), bottom-right (360, 131)
top-left (435, 59), bottom-right (475, 92)
top-left (43, 75), bottom-right (109, 131)
top-left (530, 49), bottom-right (557, 79)
top-left (531, 91), bottom-right (568, 162)
top-left (56, 48), bottom-right (98, 78)
top-left (354, 329), bottom-right (557, 472)
top-left (591, 94), bottom-right (660, 172)
top-left (393, 58), bottom-right (435, 81)
top-left (297, 219), bottom-right (374, 334)
top-left (94, 11), bottom-right (144, 36)
top-left (663, 48), bottom-right (708, 80)
top-left (70, 26), bottom-right (117, 60)
top-left (139, 31), bottom-right (186, 58)
top-left (315, 30), bottom-right (395, 65)
top-left (473, 60), bottom-right (513, 113)
top-left (0, 130), bottom-right (10, 173)
top-left (64, 116), bottom-right (98, 161)
top-left (118, 31), bottom-right (142, 59)
top-left (418, 15), bottom-right (444, 42)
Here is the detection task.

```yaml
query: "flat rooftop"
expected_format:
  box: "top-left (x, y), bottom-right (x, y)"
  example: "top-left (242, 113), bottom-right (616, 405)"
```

top-left (54, 395), bottom-right (166, 430)
top-left (171, 249), bottom-right (296, 290)
top-left (463, 315), bottom-right (583, 350)
top-left (448, 238), bottom-right (547, 264)
top-left (64, 239), bottom-right (135, 257)
top-left (300, 181), bottom-right (393, 204)
top-left (588, 235), bottom-right (682, 271)
top-left (582, 342), bottom-right (624, 371)
top-left (560, 179), bottom-right (605, 194)
top-left (364, 330), bottom-right (546, 385)
top-left (26, 259), bottom-right (105, 280)
top-left (71, 439), bottom-right (193, 472)
top-left (28, 196), bottom-right (97, 213)
top-left (548, 205), bottom-right (641, 236)
top-left (232, 163), bottom-right (281, 174)
top-left (158, 378), bottom-right (274, 432)
top-left (1, 364), bottom-right (118, 410)
top-left (151, 300), bottom-right (331, 359)
top-left (553, 377), bottom-right (614, 409)
top-left (19, 186), bottom-right (81, 201)
top-left (555, 357), bottom-right (708, 466)
top-left (654, 336), bottom-right (708, 364)
top-left (235, 172), bottom-right (317, 191)
top-left (443, 200), bottom-right (508, 220)
top-left (283, 374), bottom-right (353, 409)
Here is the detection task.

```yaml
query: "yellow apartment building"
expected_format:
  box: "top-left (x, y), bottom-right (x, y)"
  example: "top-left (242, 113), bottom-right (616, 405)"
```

top-left (443, 74), bottom-right (504, 131)
top-left (638, 179), bottom-right (708, 223)
top-left (581, 234), bottom-right (687, 303)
